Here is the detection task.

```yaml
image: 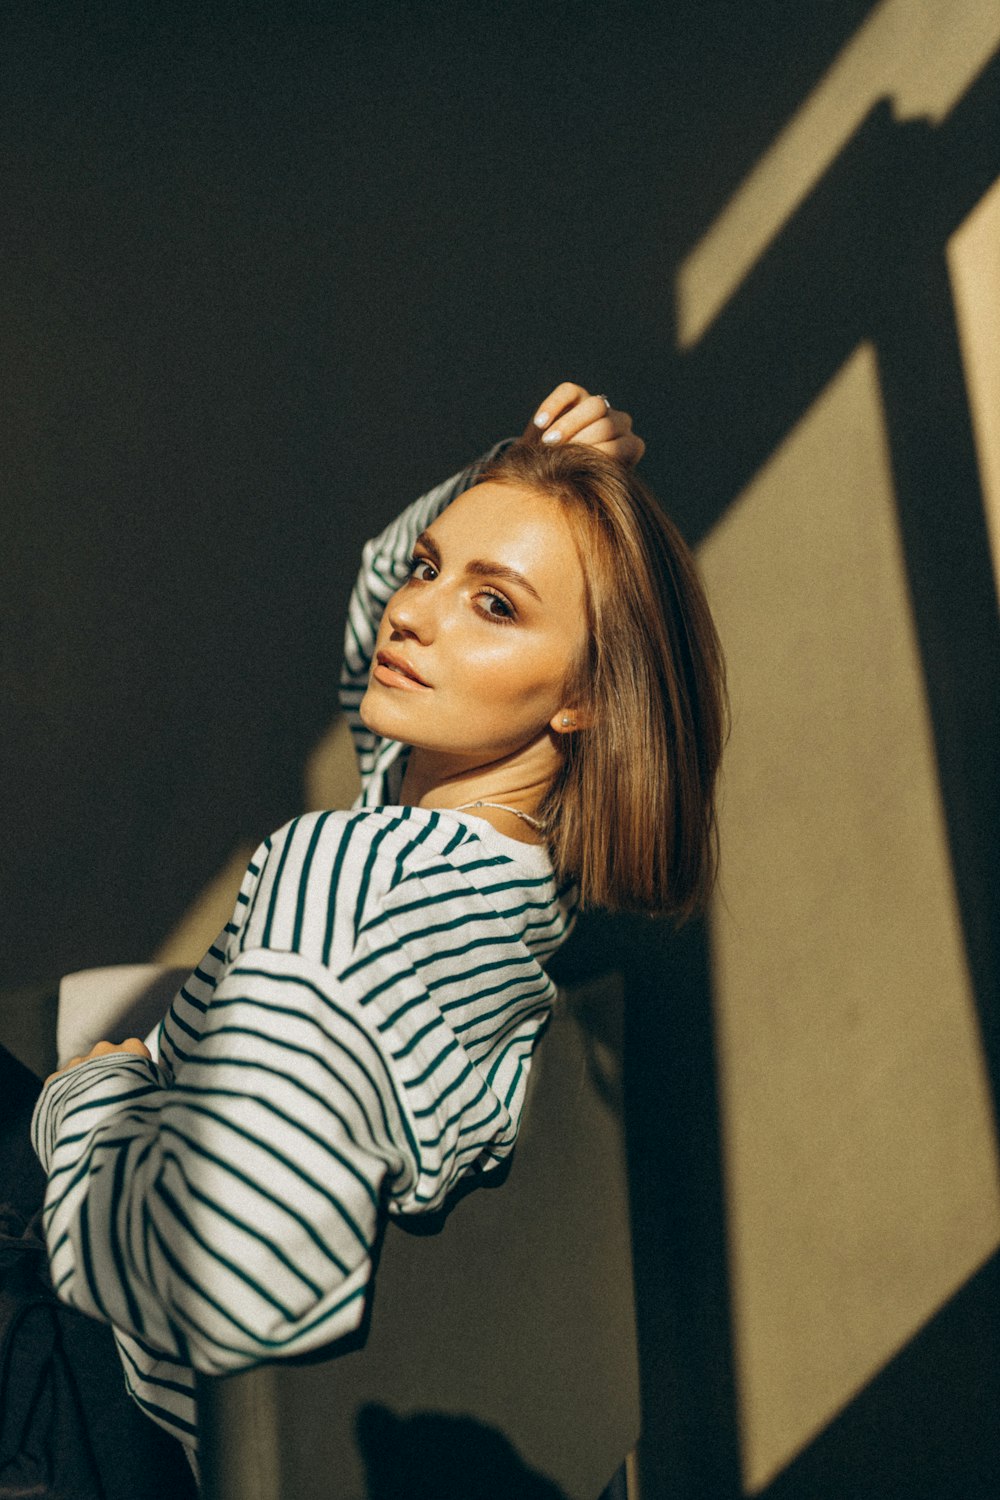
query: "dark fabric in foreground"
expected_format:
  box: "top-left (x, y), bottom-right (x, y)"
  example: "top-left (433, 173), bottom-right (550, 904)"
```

top-left (0, 1042), bottom-right (197, 1500)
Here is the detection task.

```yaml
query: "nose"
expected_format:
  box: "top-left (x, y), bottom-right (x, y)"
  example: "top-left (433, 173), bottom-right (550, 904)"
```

top-left (385, 582), bottom-right (436, 642)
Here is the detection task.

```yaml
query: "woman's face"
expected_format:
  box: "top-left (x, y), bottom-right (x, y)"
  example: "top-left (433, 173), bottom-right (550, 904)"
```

top-left (359, 480), bottom-right (590, 776)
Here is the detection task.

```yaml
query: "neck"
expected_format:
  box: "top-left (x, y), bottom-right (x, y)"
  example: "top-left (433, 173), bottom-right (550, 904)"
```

top-left (399, 742), bottom-right (557, 824)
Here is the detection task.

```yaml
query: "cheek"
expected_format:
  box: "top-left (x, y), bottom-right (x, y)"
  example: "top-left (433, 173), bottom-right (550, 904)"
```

top-left (455, 634), bottom-right (569, 717)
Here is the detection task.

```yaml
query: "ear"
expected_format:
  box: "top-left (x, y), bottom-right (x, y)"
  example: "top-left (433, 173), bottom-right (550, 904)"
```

top-left (549, 703), bottom-right (594, 734)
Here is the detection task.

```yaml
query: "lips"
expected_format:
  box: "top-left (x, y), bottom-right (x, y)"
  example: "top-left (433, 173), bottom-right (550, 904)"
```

top-left (374, 650), bottom-right (430, 687)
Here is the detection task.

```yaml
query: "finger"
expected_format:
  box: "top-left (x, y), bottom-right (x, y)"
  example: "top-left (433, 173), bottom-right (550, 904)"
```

top-left (594, 432), bottom-right (646, 466)
top-left (120, 1037), bottom-right (153, 1058)
top-left (539, 394), bottom-right (612, 446)
top-left (86, 1039), bottom-right (151, 1063)
top-left (43, 1039), bottom-right (151, 1087)
top-left (90, 1037), bottom-right (151, 1060)
top-left (561, 414), bottom-right (619, 448)
top-left (44, 1052), bottom-right (89, 1085)
top-left (530, 381), bottom-right (590, 432)
top-left (567, 406), bottom-right (633, 442)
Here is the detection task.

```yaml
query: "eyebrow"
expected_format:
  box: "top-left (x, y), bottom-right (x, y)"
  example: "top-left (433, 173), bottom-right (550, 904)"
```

top-left (414, 530), bottom-right (543, 604)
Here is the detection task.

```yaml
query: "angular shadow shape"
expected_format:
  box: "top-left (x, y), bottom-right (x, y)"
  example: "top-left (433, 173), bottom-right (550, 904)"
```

top-left (356, 1405), bottom-right (568, 1500)
top-left (762, 1248), bottom-right (1000, 1500)
top-left (608, 46), bottom-right (1000, 1497)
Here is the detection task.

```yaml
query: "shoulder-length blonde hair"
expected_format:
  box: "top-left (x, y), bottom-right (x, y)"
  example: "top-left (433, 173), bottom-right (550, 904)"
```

top-left (480, 441), bottom-right (727, 923)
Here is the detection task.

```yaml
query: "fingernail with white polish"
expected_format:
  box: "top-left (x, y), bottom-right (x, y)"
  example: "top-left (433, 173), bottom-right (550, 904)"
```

top-left (533, 411), bottom-right (549, 428)
top-left (541, 428), bottom-right (561, 444)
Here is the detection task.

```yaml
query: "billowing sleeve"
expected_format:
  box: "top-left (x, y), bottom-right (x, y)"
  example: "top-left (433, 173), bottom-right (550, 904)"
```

top-left (28, 806), bottom-right (546, 1449)
top-left (339, 441), bottom-right (512, 780)
top-left (29, 946), bottom-right (431, 1375)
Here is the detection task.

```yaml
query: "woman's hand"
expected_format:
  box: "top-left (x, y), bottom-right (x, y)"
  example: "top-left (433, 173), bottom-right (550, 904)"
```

top-left (44, 1037), bottom-right (152, 1088)
top-left (520, 382), bottom-right (646, 467)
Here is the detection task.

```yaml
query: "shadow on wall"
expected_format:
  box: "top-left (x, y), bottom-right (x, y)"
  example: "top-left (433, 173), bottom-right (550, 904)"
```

top-left (355, 1407), bottom-right (567, 1500)
top-left (670, 63), bottom-right (1000, 1109)
top-left (1, 0), bottom-right (706, 993)
top-left (624, 21), bottom-right (1000, 1500)
top-left (762, 1249), bottom-right (1000, 1500)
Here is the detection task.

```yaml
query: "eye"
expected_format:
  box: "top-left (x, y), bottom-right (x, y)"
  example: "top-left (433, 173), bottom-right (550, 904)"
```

top-left (408, 556), bottom-right (437, 581)
top-left (476, 589), bottom-right (515, 624)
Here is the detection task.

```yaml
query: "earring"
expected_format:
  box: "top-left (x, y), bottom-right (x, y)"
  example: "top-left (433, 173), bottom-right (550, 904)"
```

top-left (561, 715), bottom-right (575, 728)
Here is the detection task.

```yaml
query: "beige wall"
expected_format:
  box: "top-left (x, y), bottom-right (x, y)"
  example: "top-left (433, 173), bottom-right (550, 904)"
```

top-left (949, 172), bottom-right (1000, 596)
top-left (691, 1), bottom-right (1000, 1489)
top-left (699, 341), bottom-right (999, 1492)
top-left (152, 716), bottom-right (362, 968)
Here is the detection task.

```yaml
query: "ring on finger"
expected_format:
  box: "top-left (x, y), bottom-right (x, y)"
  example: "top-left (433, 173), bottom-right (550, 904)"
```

top-left (598, 394), bottom-right (611, 411)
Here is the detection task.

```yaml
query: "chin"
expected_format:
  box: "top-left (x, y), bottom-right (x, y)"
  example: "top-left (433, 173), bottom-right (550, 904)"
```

top-left (358, 688), bottom-right (389, 736)
top-left (359, 687), bottom-right (420, 744)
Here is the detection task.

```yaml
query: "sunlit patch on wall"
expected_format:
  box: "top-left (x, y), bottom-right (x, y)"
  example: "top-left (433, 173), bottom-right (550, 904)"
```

top-left (698, 341), bottom-right (1000, 1492)
top-left (303, 713), bottom-right (362, 815)
top-left (152, 842), bottom-right (257, 969)
top-left (947, 170), bottom-right (1000, 598)
top-left (676, 0), bottom-right (1000, 347)
top-left (151, 717), bottom-right (361, 967)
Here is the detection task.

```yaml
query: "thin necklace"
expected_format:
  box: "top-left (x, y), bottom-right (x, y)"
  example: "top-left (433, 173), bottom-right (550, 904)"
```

top-left (454, 800), bottom-right (545, 832)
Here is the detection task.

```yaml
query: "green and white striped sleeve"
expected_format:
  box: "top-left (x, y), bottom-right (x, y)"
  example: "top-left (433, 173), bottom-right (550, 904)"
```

top-left (29, 804), bottom-right (567, 1456)
top-left (30, 945), bottom-right (427, 1375)
top-left (27, 808), bottom-right (558, 1385)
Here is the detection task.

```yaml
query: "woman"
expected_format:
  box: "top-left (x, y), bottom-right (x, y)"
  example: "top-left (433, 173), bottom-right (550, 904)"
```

top-left (29, 383), bottom-right (726, 1476)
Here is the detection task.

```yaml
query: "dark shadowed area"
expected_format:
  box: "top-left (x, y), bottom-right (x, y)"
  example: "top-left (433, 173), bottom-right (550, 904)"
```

top-left (1, 0), bottom-right (876, 982)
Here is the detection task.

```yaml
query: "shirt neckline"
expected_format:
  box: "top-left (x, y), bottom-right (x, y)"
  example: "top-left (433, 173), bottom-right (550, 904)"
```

top-left (438, 808), bottom-right (553, 869)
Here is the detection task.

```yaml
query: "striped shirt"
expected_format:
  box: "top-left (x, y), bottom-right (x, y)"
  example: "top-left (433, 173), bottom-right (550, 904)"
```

top-left (31, 445), bottom-right (577, 1462)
